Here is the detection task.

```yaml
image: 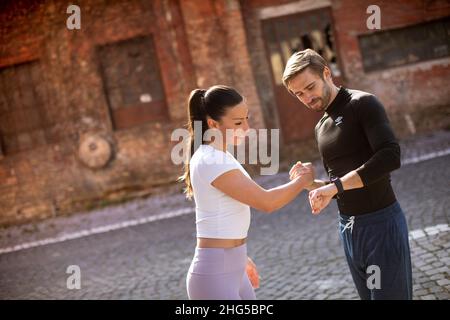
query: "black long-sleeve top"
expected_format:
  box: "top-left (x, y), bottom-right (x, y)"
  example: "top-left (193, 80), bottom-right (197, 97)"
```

top-left (315, 87), bottom-right (401, 215)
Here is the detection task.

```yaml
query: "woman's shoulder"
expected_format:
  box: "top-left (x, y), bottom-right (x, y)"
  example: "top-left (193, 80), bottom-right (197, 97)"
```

top-left (192, 145), bottom-right (234, 166)
top-left (190, 145), bottom-right (244, 185)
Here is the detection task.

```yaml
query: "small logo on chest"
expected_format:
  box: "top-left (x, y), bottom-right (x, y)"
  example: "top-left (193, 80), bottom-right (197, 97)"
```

top-left (335, 116), bottom-right (344, 126)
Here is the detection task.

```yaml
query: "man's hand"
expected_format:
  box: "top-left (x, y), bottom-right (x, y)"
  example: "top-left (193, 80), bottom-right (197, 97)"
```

top-left (289, 161), bottom-right (315, 187)
top-left (308, 183), bottom-right (338, 215)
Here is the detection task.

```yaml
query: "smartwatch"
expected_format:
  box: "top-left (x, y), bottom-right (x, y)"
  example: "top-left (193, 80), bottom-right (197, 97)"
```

top-left (331, 176), bottom-right (344, 195)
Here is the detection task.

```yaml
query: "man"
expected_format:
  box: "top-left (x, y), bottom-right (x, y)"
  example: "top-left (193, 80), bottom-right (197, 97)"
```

top-left (285, 49), bottom-right (412, 300)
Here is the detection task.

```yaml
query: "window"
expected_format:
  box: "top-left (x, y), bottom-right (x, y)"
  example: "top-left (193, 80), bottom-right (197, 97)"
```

top-left (0, 61), bottom-right (49, 155)
top-left (262, 9), bottom-right (341, 86)
top-left (359, 16), bottom-right (450, 72)
top-left (97, 35), bottom-right (168, 130)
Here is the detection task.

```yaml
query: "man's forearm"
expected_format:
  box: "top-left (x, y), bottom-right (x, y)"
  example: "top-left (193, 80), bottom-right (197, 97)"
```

top-left (356, 144), bottom-right (400, 186)
top-left (309, 169), bottom-right (365, 192)
top-left (341, 170), bottom-right (364, 190)
top-left (322, 170), bottom-right (364, 197)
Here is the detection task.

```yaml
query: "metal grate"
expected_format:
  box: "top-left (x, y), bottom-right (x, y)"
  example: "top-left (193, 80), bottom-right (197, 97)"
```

top-left (97, 35), bottom-right (168, 130)
top-left (0, 61), bottom-right (49, 155)
top-left (359, 16), bottom-right (450, 72)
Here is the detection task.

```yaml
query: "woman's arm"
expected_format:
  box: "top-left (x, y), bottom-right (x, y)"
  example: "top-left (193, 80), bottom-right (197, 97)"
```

top-left (305, 180), bottom-right (328, 191)
top-left (212, 166), bottom-right (313, 214)
top-left (289, 162), bottom-right (326, 190)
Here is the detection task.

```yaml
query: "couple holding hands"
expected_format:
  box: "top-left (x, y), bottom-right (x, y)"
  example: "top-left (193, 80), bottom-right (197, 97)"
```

top-left (181, 49), bottom-right (413, 300)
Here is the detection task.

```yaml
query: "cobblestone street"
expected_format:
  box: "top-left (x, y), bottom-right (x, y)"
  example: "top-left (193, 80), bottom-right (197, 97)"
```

top-left (0, 131), bottom-right (449, 300)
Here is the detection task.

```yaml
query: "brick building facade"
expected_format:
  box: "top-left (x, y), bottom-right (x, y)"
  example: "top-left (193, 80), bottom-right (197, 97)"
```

top-left (0, 0), bottom-right (449, 226)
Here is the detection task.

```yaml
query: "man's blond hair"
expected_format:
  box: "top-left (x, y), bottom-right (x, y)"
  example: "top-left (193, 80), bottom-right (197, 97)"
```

top-left (282, 49), bottom-right (330, 90)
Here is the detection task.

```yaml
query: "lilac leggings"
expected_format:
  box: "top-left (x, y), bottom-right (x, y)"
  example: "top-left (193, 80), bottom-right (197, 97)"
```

top-left (186, 243), bottom-right (256, 300)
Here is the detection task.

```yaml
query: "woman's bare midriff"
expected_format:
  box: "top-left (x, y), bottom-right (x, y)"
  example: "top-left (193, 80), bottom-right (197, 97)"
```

top-left (197, 237), bottom-right (247, 248)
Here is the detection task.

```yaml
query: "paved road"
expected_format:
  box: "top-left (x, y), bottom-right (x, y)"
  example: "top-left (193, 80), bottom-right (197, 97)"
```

top-left (0, 132), bottom-right (449, 300)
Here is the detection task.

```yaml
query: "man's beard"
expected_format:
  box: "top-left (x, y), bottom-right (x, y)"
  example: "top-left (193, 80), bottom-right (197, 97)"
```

top-left (308, 82), bottom-right (332, 112)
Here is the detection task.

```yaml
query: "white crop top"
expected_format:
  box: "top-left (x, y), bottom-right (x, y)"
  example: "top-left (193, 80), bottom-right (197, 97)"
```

top-left (189, 144), bottom-right (251, 239)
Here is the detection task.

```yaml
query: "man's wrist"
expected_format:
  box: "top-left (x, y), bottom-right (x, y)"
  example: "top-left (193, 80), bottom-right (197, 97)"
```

top-left (331, 177), bottom-right (344, 195)
top-left (326, 183), bottom-right (338, 196)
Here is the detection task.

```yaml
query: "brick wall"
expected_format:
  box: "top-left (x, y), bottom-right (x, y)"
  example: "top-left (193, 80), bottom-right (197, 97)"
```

top-left (331, 0), bottom-right (450, 136)
top-left (0, 0), bottom-right (265, 226)
top-left (0, 0), bottom-right (448, 226)
top-left (0, 0), bottom-right (190, 226)
top-left (179, 0), bottom-right (265, 129)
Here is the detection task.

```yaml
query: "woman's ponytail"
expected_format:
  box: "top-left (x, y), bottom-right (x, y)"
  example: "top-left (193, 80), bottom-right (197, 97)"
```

top-left (178, 89), bottom-right (208, 199)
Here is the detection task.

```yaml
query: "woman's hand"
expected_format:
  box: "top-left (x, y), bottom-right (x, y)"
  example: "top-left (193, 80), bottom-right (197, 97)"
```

top-left (289, 161), bottom-right (315, 187)
top-left (246, 257), bottom-right (260, 289)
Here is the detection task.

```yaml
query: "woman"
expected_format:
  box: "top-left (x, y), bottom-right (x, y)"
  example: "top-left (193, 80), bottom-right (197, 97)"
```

top-left (180, 85), bottom-right (313, 300)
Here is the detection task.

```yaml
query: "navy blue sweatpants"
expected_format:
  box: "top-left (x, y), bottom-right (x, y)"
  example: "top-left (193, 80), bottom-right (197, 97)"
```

top-left (339, 201), bottom-right (413, 300)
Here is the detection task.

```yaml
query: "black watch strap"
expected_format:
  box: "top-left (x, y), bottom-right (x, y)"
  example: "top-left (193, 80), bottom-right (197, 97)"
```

top-left (331, 177), bottom-right (344, 195)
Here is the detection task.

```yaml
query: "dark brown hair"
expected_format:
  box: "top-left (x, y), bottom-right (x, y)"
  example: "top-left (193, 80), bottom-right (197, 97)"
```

top-left (178, 85), bottom-right (243, 198)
